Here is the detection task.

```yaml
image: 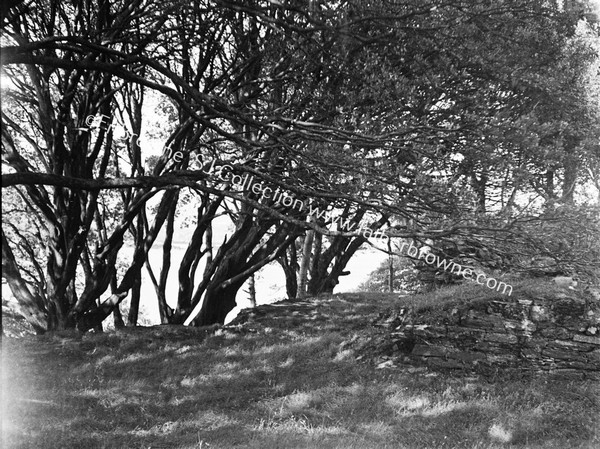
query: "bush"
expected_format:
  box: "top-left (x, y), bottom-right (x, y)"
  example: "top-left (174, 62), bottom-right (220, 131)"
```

top-left (407, 204), bottom-right (600, 290)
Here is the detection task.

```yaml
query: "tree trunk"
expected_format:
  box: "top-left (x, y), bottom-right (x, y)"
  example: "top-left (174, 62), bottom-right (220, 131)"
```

top-left (127, 212), bottom-right (145, 326)
top-left (247, 273), bottom-right (256, 308)
top-left (183, 220), bottom-right (297, 326)
top-left (307, 216), bottom-right (387, 296)
top-left (145, 199), bottom-right (177, 324)
top-left (309, 232), bottom-right (322, 289)
top-left (113, 305), bottom-right (125, 329)
top-left (127, 278), bottom-right (141, 326)
top-left (93, 300), bottom-right (104, 333)
top-left (1, 230), bottom-right (47, 333)
top-left (562, 136), bottom-right (579, 204)
top-left (109, 274), bottom-right (125, 328)
top-left (388, 239), bottom-right (394, 293)
top-left (278, 243), bottom-right (299, 300)
top-left (297, 225), bottom-right (315, 299)
top-left (193, 283), bottom-right (242, 326)
top-left (176, 200), bottom-right (221, 322)
top-left (308, 234), bottom-right (368, 296)
top-left (470, 171), bottom-right (488, 213)
top-left (75, 291), bottom-right (128, 331)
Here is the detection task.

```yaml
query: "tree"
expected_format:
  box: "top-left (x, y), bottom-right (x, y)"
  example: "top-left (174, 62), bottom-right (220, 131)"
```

top-left (2, 0), bottom-right (597, 332)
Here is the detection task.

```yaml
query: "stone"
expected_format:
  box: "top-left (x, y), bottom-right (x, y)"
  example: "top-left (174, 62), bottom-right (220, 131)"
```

top-left (541, 348), bottom-right (588, 362)
top-left (557, 360), bottom-right (600, 370)
top-left (474, 341), bottom-right (503, 352)
top-left (389, 331), bottom-right (410, 339)
top-left (547, 369), bottom-right (584, 380)
top-left (503, 318), bottom-right (536, 335)
top-left (553, 276), bottom-right (577, 289)
top-left (486, 301), bottom-right (522, 317)
top-left (573, 334), bottom-right (600, 345)
top-left (462, 314), bottom-right (505, 330)
top-left (588, 288), bottom-right (600, 301)
top-left (376, 360), bottom-right (396, 369)
top-left (587, 349), bottom-right (600, 362)
top-left (411, 344), bottom-right (453, 358)
top-left (552, 298), bottom-right (586, 319)
top-left (445, 326), bottom-right (486, 337)
top-left (502, 319), bottom-right (521, 330)
top-left (392, 338), bottom-right (417, 354)
top-left (531, 305), bottom-right (551, 322)
top-left (548, 340), bottom-right (594, 351)
top-left (427, 357), bottom-right (464, 369)
top-left (521, 347), bottom-right (541, 359)
top-left (539, 326), bottom-right (571, 340)
top-left (411, 325), bottom-right (446, 338)
top-left (367, 289), bottom-right (600, 378)
top-left (485, 333), bottom-right (518, 344)
top-left (450, 351), bottom-right (487, 363)
top-left (487, 353), bottom-right (518, 364)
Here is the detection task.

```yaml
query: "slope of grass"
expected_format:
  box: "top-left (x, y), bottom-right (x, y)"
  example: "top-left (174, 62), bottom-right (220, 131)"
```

top-left (2, 290), bottom-right (599, 449)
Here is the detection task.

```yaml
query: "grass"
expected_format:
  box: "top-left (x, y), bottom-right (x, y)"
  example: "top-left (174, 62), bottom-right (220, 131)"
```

top-left (2, 289), bottom-right (599, 449)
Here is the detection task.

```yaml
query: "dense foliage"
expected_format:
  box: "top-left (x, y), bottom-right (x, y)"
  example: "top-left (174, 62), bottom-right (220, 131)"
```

top-left (1, 0), bottom-right (599, 332)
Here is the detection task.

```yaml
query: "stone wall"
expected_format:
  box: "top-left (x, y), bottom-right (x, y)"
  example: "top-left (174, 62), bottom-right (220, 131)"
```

top-left (372, 289), bottom-right (600, 379)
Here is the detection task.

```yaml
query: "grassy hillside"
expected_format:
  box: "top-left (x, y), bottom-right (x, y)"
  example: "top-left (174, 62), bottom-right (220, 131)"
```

top-left (2, 289), bottom-right (599, 449)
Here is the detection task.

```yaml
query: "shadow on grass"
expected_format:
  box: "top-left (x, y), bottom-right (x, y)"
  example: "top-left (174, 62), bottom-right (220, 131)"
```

top-left (2, 292), bottom-right (599, 449)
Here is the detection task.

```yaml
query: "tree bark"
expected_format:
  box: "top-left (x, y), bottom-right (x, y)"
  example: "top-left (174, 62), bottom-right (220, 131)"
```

top-left (184, 220), bottom-right (297, 326)
top-left (1, 230), bottom-right (47, 333)
top-left (194, 283), bottom-right (241, 326)
top-left (113, 305), bottom-right (125, 329)
top-left (247, 273), bottom-right (256, 308)
top-left (278, 243), bottom-right (299, 300)
top-left (127, 215), bottom-right (144, 326)
top-left (297, 221), bottom-right (315, 299)
top-left (388, 238), bottom-right (394, 293)
top-left (562, 136), bottom-right (579, 204)
top-left (127, 279), bottom-right (141, 326)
